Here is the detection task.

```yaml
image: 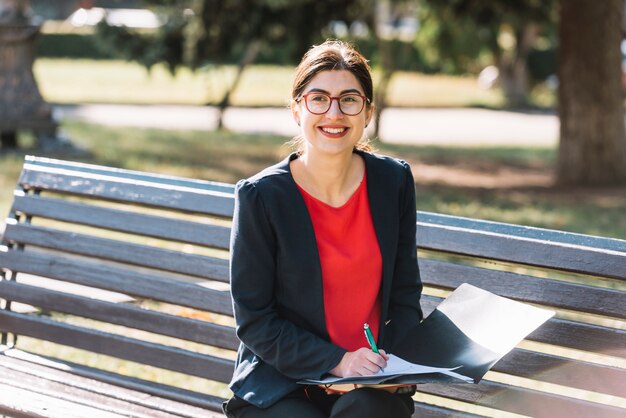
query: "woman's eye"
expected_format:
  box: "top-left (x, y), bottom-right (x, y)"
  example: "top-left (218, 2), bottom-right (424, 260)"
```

top-left (341, 96), bottom-right (358, 103)
top-left (311, 95), bottom-right (329, 102)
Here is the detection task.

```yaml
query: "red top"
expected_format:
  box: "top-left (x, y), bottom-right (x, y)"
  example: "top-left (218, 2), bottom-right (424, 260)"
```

top-left (297, 173), bottom-right (383, 352)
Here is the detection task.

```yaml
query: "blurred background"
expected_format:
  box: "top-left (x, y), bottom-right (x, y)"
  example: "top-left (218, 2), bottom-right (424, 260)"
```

top-left (1, 0), bottom-right (625, 240)
top-left (1, 0), bottom-right (625, 410)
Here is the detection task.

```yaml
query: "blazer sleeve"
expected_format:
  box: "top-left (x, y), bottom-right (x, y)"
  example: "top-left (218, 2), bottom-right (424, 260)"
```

top-left (385, 162), bottom-right (424, 349)
top-left (229, 179), bottom-right (346, 380)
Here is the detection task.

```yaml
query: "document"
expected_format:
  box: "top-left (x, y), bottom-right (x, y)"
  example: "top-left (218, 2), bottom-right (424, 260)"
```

top-left (298, 283), bottom-right (554, 386)
top-left (299, 354), bottom-right (473, 385)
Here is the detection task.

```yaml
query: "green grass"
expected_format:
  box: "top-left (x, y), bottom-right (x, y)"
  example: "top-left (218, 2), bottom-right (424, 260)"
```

top-left (34, 59), bottom-right (507, 108)
top-left (2, 121), bottom-right (624, 240)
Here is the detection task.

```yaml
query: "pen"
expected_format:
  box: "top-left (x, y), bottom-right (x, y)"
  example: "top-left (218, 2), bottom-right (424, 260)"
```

top-left (363, 323), bottom-right (379, 354)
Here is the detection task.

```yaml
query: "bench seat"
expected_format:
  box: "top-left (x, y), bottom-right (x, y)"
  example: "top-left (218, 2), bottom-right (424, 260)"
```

top-left (1, 156), bottom-right (625, 417)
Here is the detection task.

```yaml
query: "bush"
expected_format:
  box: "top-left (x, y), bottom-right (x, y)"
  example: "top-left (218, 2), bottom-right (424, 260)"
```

top-left (527, 47), bottom-right (557, 83)
top-left (36, 33), bottom-right (116, 59)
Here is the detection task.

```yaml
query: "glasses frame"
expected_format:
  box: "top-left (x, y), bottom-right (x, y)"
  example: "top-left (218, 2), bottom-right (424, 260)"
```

top-left (297, 92), bottom-right (370, 116)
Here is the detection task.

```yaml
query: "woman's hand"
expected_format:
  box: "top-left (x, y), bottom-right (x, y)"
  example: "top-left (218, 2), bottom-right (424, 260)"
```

top-left (329, 348), bottom-right (389, 377)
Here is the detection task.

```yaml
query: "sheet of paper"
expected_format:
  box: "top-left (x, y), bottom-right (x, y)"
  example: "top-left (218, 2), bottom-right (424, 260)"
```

top-left (300, 354), bottom-right (473, 385)
top-left (437, 283), bottom-right (555, 356)
top-left (383, 354), bottom-right (473, 383)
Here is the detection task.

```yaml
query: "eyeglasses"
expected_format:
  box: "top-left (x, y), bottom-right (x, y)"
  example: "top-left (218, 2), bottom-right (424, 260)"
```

top-left (297, 93), bottom-right (370, 116)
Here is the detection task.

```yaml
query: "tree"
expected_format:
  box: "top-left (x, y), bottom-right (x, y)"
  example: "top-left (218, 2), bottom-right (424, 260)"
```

top-left (557, 0), bottom-right (626, 185)
top-left (417, 0), bottom-right (556, 107)
top-left (0, 0), bottom-right (58, 150)
top-left (97, 0), bottom-right (363, 129)
top-left (365, 0), bottom-right (418, 140)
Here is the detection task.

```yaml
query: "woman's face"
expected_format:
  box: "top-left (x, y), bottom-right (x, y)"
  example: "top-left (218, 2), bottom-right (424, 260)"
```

top-left (292, 70), bottom-right (373, 157)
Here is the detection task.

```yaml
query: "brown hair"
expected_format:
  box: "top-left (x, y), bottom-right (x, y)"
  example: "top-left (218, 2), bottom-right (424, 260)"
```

top-left (289, 40), bottom-right (375, 153)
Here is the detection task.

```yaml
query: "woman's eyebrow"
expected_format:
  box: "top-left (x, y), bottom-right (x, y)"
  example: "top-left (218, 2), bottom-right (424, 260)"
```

top-left (305, 88), bottom-right (363, 95)
top-left (340, 88), bottom-right (362, 95)
top-left (304, 88), bottom-right (330, 94)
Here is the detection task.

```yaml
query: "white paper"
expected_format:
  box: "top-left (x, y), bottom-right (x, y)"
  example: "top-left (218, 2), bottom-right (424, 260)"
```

top-left (437, 283), bottom-right (555, 356)
top-left (301, 354), bottom-right (473, 385)
top-left (381, 354), bottom-right (473, 383)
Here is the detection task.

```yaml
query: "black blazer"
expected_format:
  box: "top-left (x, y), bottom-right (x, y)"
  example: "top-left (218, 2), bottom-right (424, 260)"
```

top-left (228, 150), bottom-right (423, 408)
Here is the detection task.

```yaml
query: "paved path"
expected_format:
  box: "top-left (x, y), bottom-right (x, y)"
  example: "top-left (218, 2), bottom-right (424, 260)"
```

top-left (53, 104), bottom-right (560, 147)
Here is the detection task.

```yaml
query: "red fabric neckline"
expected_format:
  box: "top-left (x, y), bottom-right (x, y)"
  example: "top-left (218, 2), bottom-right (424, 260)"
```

top-left (297, 173), bottom-right (383, 352)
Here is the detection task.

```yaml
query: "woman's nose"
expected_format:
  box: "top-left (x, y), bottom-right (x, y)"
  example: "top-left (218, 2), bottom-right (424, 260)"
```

top-left (326, 99), bottom-right (344, 118)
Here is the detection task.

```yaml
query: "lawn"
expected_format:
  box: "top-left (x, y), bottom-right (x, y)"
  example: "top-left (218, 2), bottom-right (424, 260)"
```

top-left (2, 121), bottom-right (624, 240)
top-left (34, 59), bottom-right (508, 108)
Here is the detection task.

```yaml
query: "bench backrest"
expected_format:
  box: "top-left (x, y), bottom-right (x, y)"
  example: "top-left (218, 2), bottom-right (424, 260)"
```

top-left (1, 156), bottom-right (625, 417)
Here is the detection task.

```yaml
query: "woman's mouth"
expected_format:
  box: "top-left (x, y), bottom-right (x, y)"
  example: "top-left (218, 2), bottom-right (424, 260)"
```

top-left (319, 126), bottom-right (349, 137)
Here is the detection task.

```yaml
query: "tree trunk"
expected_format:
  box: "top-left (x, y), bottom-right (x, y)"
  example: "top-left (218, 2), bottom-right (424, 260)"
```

top-left (557, 0), bottom-right (626, 185)
top-left (498, 23), bottom-right (537, 108)
top-left (215, 39), bottom-right (261, 130)
top-left (373, 40), bottom-right (395, 141)
top-left (0, 0), bottom-right (59, 150)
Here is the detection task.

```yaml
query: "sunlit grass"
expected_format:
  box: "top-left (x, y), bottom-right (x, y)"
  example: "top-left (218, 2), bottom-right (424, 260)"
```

top-left (34, 59), bottom-right (507, 108)
top-left (387, 72), bottom-right (505, 108)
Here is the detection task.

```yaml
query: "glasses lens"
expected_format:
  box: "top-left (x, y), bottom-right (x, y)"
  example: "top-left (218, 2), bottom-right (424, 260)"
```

top-left (305, 94), bottom-right (331, 114)
top-left (339, 94), bottom-right (365, 116)
top-left (303, 93), bottom-right (366, 115)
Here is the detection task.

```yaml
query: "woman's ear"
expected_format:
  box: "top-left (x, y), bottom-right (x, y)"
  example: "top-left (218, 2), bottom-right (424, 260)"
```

top-left (291, 100), bottom-right (301, 126)
top-left (365, 103), bottom-right (375, 128)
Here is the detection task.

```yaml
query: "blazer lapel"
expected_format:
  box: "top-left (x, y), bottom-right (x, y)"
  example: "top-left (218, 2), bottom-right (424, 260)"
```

top-left (361, 152), bottom-right (396, 341)
top-left (282, 154), bottom-right (330, 340)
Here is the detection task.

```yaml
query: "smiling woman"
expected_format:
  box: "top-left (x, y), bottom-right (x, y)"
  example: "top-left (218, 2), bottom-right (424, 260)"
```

top-left (288, 41), bottom-right (375, 158)
top-left (223, 40), bottom-right (423, 418)
top-left (290, 70), bottom-right (372, 166)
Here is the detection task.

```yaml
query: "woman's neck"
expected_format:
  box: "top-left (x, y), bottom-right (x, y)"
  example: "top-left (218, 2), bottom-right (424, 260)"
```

top-left (293, 150), bottom-right (364, 207)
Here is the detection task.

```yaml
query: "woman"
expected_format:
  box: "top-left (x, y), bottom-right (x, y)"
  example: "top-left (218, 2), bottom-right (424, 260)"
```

top-left (223, 40), bottom-right (423, 418)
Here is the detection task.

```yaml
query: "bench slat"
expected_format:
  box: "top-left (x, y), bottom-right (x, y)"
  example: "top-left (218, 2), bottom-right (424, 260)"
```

top-left (418, 211), bottom-right (626, 253)
top-left (411, 403), bottom-right (482, 418)
top-left (0, 382), bottom-right (123, 418)
top-left (11, 194), bottom-right (231, 250)
top-left (419, 259), bottom-right (626, 319)
top-left (0, 310), bottom-right (234, 383)
top-left (1, 349), bottom-right (227, 413)
top-left (528, 317), bottom-right (626, 358)
top-left (0, 280), bottom-right (239, 350)
top-left (4, 223), bottom-right (230, 283)
top-left (0, 250), bottom-right (234, 316)
top-left (421, 295), bottom-right (626, 357)
top-left (496, 348), bottom-right (626, 398)
top-left (416, 379), bottom-right (626, 418)
top-left (417, 222), bottom-right (626, 280)
top-left (0, 367), bottom-right (210, 418)
top-left (19, 167), bottom-right (234, 217)
top-left (25, 156), bottom-right (236, 196)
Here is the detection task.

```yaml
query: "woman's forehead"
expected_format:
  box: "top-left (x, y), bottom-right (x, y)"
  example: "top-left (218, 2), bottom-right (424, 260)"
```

top-left (305, 70), bottom-right (363, 94)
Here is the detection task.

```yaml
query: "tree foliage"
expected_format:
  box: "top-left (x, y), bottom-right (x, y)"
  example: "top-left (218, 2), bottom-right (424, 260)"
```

top-left (96, 0), bottom-right (368, 127)
top-left (417, 0), bottom-right (557, 106)
top-left (97, 0), bottom-right (365, 71)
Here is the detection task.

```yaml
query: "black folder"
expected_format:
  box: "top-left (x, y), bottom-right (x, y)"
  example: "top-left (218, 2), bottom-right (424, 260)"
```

top-left (299, 283), bottom-right (554, 386)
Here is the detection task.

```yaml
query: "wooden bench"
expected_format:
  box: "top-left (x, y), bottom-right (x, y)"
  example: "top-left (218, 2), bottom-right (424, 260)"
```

top-left (0, 155), bottom-right (624, 418)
